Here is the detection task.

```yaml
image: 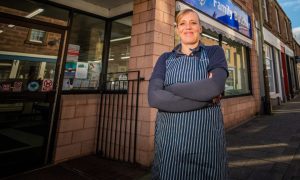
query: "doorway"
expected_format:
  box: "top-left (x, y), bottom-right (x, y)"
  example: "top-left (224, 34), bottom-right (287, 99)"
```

top-left (0, 17), bottom-right (64, 177)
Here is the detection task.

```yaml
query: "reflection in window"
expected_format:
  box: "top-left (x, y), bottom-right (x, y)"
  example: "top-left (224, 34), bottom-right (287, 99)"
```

top-left (106, 16), bottom-right (132, 91)
top-left (28, 29), bottom-right (47, 43)
top-left (0, 22), bottom-right (60, 93)
top-left (222, 37), bottom-right (250, 96)
top-left (63, 13), bottom-right (105, 91)
top-left (0, 0), bottom-right (69, 26)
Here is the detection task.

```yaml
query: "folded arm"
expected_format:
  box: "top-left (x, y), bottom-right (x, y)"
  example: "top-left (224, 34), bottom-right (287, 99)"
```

top-left (165, 68), bottom-right (227, 101)
top-left (148, 78), bottom-right (210, 112)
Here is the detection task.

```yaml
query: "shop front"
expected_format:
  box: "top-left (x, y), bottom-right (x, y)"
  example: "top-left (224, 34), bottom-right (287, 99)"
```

top-left (1, 0), bottom-right (262, 176)
top-left (0, 0), bottom-right (134, 176)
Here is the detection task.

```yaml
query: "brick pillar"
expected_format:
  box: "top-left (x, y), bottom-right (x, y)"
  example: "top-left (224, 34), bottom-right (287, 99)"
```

top-left (129, 0), bottom-right (175, 166)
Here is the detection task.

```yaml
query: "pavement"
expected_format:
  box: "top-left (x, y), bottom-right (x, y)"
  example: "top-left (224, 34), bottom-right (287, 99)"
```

top-left (2, 95), bottom-right (300, 180)
top-left (227, 94), bottom-right (300, 180)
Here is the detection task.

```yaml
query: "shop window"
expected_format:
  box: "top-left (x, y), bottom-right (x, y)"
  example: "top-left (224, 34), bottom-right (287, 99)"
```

top-left (174, 24), bottom-right (251, 97)
top-left (222, 37), bottom-right (251, 96)
top-left (264, 44), bottom-right (276, 93)
top-left (62, 13), bottom-right (105, 91)
top-left (106, 16), bottom-right (132, 91)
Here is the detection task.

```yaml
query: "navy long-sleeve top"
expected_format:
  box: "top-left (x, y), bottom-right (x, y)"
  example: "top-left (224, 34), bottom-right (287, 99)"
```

top-left (148, 43), bottom-right (228, 112)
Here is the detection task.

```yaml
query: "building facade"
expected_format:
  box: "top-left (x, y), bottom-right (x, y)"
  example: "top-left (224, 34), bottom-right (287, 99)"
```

top-left (253, 0), bottom-right (299, 106)
top-left (0, 0), bottom-right (290, 177)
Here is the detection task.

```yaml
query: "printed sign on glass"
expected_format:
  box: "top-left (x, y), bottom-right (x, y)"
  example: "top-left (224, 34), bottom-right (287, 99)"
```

top-left (13, 81), bottom-right (23, 92)
top-left (67, 44), bottom-right (80, 62)
top-left (27, 81), bottom-right (40, 92)
top-left (1, 84), bottom-right (11, 92)
top-left (41, 79), bottom-right (53, 92)
top-left (75, 62), bottom-right (88, 79)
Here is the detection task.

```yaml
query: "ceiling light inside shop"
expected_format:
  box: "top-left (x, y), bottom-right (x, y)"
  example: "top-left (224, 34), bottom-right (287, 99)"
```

top-left (0, 30), bottom-right (3, 33)
top-left (202, 33), bottom-right (219, 42)
top-left (121, 56), bottom-right (130, 59)
top-left (109, 58), bottom-right (114, 61)
top-left (110, 36), bottom-right (131, 42)
top-left (8, 24), bottom-right (15, 28)
top-left (25, 8), bottom-right (44, 18)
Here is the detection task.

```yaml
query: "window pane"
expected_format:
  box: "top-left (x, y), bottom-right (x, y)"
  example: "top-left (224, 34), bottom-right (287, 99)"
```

top-left (223, 37), bottom-right (250, 96)
top-left (62, 13), bottom-right (105, 91)
top-left (106, 16), bottom-right (132, 91)
top-left (0, 22), bottom-right (61, 92)
top-left (0, 0), bottom-right (68, 26)
top-left (263, 0), bottom-right (269, 22)
top-left (201, 29), bottom-right (219, 46)
top-left (264, 44), bottom-right (275, 92)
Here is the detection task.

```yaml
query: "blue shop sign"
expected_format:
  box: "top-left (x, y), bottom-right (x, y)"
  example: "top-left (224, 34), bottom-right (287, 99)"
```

top-left (182, 0), bottom-right (252, 38)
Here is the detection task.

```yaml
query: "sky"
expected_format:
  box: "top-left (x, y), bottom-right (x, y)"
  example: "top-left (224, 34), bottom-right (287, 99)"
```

top-left (277, 0), bottom-right (300, 44)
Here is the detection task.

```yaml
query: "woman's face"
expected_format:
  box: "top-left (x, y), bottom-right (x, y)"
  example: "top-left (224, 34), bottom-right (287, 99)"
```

top-left (176, 12), bottom-right (202, 45)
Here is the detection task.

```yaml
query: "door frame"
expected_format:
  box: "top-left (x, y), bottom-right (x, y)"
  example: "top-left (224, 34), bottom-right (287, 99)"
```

top-left (0, 11), bottom-right (68, 165)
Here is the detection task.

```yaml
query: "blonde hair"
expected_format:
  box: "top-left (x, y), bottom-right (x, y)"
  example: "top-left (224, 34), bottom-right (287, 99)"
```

top-left (175, 9), bottom-right (201, 25)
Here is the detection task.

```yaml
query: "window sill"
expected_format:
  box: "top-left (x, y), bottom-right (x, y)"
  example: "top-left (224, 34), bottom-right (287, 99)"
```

top-left (24, 40), bottom-right (47, 46)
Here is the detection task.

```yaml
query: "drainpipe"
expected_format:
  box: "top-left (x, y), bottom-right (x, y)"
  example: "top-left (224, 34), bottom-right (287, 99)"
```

top-left (258, 0), bottom-right (272, 114)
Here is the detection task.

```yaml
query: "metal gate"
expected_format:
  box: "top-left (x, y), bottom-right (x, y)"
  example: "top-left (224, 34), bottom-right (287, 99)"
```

top-left (96, 71), bottom-right (142, 163)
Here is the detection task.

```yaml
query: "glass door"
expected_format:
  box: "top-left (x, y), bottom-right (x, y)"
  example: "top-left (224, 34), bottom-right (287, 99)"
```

top-left (0, 20), bottom-right (64, 177)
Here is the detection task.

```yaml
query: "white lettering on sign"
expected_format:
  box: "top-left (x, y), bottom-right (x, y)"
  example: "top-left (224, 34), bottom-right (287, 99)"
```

top-left (213, 0), bottom-right (233, 19)
top-left (213, 0), bottom-right (249, 29)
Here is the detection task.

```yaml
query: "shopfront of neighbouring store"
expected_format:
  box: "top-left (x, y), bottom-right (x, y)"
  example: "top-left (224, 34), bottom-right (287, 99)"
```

top-left (0, 0), bottom-right (134, 177)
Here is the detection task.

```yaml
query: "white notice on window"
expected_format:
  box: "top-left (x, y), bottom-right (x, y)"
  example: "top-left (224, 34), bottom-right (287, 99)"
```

top-left (75, 62), bottom-right (88, 79)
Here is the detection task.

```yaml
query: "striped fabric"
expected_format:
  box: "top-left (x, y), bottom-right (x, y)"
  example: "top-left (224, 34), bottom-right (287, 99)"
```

top-left (152, 49), bottom-right (227, 180)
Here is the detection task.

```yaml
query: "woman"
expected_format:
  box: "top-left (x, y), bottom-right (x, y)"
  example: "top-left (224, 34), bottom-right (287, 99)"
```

top-left (148, 9), bottom-right (228, 179)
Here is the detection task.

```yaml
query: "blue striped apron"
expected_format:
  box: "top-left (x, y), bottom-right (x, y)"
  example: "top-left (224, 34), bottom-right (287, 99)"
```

top-left (152, 49), bottom-right (227, 180)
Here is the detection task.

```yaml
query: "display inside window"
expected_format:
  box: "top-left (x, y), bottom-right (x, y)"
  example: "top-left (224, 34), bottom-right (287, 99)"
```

top-left (62, 13), bottom-right (105, 91)
top-left (222, 37), bottom-right (250, 96)
top-left (106, 16), bottom-right (132, 91)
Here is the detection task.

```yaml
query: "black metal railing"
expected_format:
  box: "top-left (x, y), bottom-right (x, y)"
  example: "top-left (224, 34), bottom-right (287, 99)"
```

top-left (96, 71), bottom-right (142, 163)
